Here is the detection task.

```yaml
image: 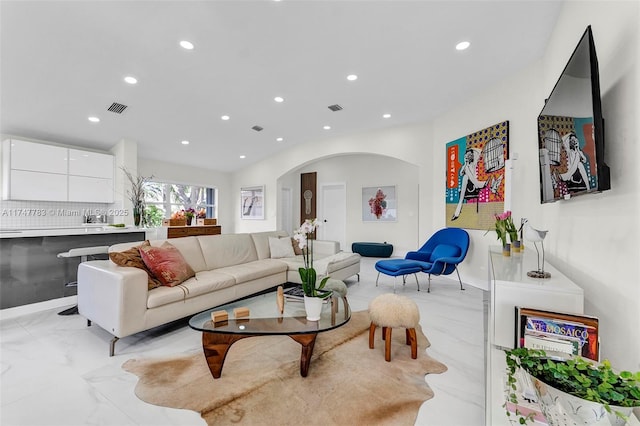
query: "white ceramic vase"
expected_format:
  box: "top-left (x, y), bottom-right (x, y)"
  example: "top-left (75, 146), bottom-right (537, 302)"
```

top-left (531, 375), bottom-right (633, 426)
top-left (303, 296), bottom-right (323, 321)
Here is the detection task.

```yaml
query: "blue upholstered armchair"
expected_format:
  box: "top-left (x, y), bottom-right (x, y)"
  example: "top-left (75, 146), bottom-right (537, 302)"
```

top-left (405, 227), bottom-right (470, 292)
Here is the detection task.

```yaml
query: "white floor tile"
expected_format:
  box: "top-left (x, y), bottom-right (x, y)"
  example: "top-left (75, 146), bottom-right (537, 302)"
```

top-left (0, 256), bottom-right (485, 426)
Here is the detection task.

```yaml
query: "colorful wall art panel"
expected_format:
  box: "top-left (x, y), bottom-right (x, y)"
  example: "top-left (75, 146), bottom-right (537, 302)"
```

top-left (537, 115), bottom-right (596, 202)
top-left (445, 121), bottom-right (509, 230)
top-left (362, 186), bottom-right (397, 222)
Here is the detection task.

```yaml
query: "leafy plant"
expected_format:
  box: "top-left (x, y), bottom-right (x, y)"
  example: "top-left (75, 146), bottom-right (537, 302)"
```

top-left (144, 205), bottom-right (164, 227)
top-left (504, 347), bottom-right (640, 424)
top-left (293, 219), bottom-right (331, 298)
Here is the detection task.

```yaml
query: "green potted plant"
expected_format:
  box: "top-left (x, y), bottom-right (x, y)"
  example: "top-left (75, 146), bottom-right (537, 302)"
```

top-left (122, 167), bottom-right (153, 227)
top-left (504, 347), bottom-right (640, 426)
top-left (293, 218), bottom-right (332, 321)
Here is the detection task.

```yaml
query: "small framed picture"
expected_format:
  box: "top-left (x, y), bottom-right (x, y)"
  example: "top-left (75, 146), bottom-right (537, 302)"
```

top-left (240, 185), bottom-right (264, 220)
top-left (362, 186), bottom-right (397, 222)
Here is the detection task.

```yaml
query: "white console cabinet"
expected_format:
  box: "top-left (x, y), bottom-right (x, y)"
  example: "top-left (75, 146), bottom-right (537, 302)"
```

top-left (2, 139), bottom-right (114, 202)
top-left (485, 246), bottom-right (584, 425)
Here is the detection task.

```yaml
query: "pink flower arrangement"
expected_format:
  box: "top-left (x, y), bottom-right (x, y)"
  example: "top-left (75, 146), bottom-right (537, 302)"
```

top-left (491, 210), bottom-right (518, 247)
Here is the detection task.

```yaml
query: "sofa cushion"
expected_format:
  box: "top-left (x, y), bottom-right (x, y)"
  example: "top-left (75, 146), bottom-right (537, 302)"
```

top-left (158, 236), bottom-right (208, 273)
top-left (216, 259), bottom-right (287, 284)
top-left (139, 242), bottom-right (195, 287)
top-left (250, 230), bottom-right (289, 260)
top-left (192, 270), bottom-right (236, 296)
top-left (108, 240), bottom-right (162, 290)
top-left (325, 252), bottom-right (362, 274)
top-left (198, 233), bottom-right (259, 270)
top-left (146, 282), bottom-right (192, 309)
top-left (269, 236), bottom-right (295, 258)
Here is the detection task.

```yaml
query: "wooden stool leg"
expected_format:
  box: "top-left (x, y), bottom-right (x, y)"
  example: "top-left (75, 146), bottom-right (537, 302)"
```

top-left (407, 328), bottom-right (418, 359)
top-left (384, 327), bottom-right (392, 362)
top-left (382, 326), bottom-right (387, 340)
top-left (369, 323), bottom-right (376, 349)
top-left (405, 328), bottom-right (411, 345)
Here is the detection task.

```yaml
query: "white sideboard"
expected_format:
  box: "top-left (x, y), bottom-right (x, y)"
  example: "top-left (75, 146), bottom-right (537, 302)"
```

top-left (2, 139), bottom-right (114, 203)
top-left (485, 246), bottom-right (584, 425)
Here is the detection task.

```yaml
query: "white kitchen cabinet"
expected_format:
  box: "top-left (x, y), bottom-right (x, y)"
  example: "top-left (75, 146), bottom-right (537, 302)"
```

top-left (2, 138), bottom-right (114, 202)
top-left (9, 170), bottom-right (68, 201)
top-left (68, 176), bottom-right (114, 203)
top-left (2, 139), bottom-right (68, 200)
top-left (68, 148), bottom-right (114, 202)
top-left (68, 149), bottom-right (114, 179)
top-left (5, 139), bottom-right (68, 174)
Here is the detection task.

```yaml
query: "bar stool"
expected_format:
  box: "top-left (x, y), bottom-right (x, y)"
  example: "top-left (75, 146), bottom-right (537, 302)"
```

top-left (57, 246), bottom-right (109, 315)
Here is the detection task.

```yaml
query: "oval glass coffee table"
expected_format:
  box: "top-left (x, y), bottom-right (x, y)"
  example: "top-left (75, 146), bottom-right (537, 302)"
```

top-left (189, 288), bottom-right (350, 379)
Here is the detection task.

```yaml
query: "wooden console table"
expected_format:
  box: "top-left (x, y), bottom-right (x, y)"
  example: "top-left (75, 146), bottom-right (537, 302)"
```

top-left (160, 225), bottom-right (221, 239)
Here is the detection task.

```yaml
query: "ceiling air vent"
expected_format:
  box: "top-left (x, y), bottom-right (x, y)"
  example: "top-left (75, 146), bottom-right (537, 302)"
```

top-left (328, 104), bottom-right (343, 112)
top-left (107, 102), bottom-right (128, 114)
top-left (251, 125), bottom-right (264, 132)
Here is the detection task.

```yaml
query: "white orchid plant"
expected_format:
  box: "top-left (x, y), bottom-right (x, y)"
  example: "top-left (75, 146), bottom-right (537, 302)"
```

top-left (293, 219), bottom-right (331, 298)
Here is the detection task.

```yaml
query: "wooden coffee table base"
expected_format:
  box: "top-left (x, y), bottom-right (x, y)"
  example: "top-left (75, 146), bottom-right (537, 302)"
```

top-left (202, 332), bottom-right (318, 378)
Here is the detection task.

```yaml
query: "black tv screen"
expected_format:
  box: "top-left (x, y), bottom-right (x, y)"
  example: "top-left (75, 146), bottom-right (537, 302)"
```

top-left (537, 26), bottom-right (610, 203)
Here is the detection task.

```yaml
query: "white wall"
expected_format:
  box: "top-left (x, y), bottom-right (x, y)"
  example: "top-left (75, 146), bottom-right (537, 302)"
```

top-left (231, 1), bottom-right (639, 370)
top-left (538, 1), bottom-right (640, 371)
top-left (279, 154), bottom-right (420, 254)
top-left (231, 121), bottom-right (433, 236)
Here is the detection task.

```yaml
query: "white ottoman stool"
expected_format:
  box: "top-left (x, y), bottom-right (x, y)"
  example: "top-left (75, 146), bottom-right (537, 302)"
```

top-left (368, 293), bottom-right (420, 362)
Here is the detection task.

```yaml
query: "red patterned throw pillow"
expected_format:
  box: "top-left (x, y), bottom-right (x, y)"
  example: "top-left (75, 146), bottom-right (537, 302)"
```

top-left (139, 242), bottom-right (195, 287)
top-left (109, 240), bottom-right (163, 290)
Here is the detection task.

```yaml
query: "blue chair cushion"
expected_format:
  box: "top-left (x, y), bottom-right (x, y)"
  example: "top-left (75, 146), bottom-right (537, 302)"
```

top-left (375, 259), bottom-right (423, 276)
top-left (429, 244), bottom-right (460, 262)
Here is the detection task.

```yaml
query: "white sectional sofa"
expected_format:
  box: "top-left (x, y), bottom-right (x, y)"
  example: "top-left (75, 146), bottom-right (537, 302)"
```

top-left (77, 230), bottom-right (360, 355)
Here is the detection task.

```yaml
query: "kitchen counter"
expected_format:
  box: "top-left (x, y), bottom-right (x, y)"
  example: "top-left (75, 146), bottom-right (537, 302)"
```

top-left (0, 227), bottom-right (149, 309)
top-left (0, 225), bottom-right (153, 239)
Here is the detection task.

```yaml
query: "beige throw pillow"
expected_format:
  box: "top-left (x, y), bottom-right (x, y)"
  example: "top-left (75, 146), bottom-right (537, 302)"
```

top-left (269, 236), bottom-right (295, 258)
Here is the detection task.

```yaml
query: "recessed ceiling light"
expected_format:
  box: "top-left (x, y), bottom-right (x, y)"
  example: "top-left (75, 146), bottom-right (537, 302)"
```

top-left (88, 116), bottom-right (100, 123)
top-left (276, 137), bottom-right (283, 142)
top-left (274, 96), bottom-right (284, 103)
top-left (180, 40), bottom-right (194, 50)
top-left (323, 125), bottom-right (331, 130)
top-left (124, 76), bottom-right (137, 84)
top-left (456, 41), bottom-right (470, 51)
top-left (383, 113), bottom-right (391, 119)
top-left (221, 115), bottom-right (230, 120)
top-left (347, 74), bottom-right (358, 81)
top-left (239, 155), bottom-right (246, 159)
top-left (181, 140), bottom-right (190, 145)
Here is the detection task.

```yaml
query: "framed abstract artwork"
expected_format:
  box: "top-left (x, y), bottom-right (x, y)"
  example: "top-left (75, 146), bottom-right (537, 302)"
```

top-left (362, 186), bottom-right (396, 222)
top-left (445, 121), bottom-right (509, 230)
top-left (240, 185), bottom-right (264, 220)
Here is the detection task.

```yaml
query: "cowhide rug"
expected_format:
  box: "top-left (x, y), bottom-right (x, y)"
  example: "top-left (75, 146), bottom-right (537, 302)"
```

top-left (123, 310), bottom-right (447, 425)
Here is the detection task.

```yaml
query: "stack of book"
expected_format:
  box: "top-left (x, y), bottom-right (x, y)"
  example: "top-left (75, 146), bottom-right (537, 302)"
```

top-left (516, 307), bottom-right (600, 361)
top-left (282, 286), bottom-right (305, 302)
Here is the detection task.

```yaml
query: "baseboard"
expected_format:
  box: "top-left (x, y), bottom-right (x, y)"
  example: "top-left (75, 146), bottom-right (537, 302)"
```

top-left (0, 296), bottom-right (77, 320)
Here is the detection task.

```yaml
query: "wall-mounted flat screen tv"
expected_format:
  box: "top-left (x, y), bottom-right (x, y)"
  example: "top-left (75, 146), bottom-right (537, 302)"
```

top-left (537, 26), bottom-right (610, 203)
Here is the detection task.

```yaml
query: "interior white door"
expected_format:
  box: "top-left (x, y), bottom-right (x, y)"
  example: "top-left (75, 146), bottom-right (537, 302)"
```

top-left (320, 183), bottom-right (346, 251)
top-left (279, 187), bottom-right (293, 236)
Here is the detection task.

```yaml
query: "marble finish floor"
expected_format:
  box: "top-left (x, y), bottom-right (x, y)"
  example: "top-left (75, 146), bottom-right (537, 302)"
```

top-left (0, 257), bottom-right (485, 426)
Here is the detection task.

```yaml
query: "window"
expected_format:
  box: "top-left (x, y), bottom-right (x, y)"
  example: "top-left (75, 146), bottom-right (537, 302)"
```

top-left (143, 181), bottom-right (217, 227)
